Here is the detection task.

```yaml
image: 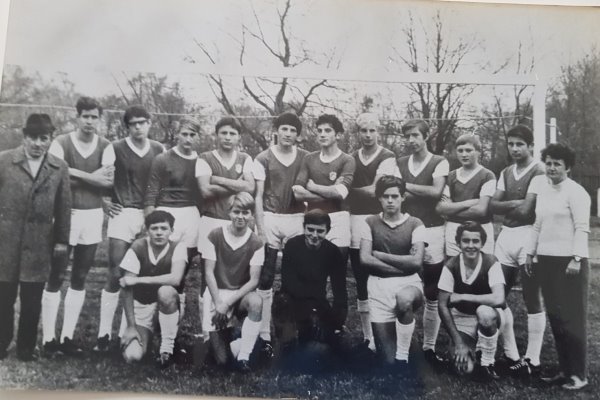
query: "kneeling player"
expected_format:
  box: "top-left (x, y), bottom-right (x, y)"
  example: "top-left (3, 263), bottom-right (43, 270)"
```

top-left (200, 192), bottom-right (264, 372)
top-left (118, 210), bottom-right (187, 369)
top-left (359, 176), bottom-right (426, 367)
top-left (438, 222), bottom-right (506, 381)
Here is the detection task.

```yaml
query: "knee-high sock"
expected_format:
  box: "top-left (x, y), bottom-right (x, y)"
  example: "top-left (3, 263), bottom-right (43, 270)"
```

top-left (257, 289), bottom-right (273, 341)
top-left (159, 310), bottom-right (180, 354)
top-left (422, 299), bottom-right (440, 351)
top-left (396, 319), bottom-right (416, 361)
top-left (477, 330), bottom-right (499, 367)
top-left (98, 289), bottom-right (119, 338)
top-left (238, 318), bottom-right (261, 361)
top-left (179, 293), bottom-right (186, 320)
top-left (60, 288), bottom-right (85, 341)
top-left (357, 299), bottom-right (373, 343)
top-left (524, 312), bottom-right (546, 366)
top-left (41, 290), bottom-right (61, 343)
top-left (500, 307), bottom-right (520, 361)
top-left (230, 338), bottom-right (241, 358)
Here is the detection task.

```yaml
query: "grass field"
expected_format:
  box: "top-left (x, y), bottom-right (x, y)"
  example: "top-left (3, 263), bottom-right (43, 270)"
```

top-left (1, 229), bottom-right (600, 400)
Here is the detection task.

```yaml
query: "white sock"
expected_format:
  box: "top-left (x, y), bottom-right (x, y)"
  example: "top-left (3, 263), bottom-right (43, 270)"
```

top-left (238, 318), bottom-right (261, 361)
top-left (395, 319), bottom-right (415, 361)
top-left (230, 338), bottom-right (241, 358)
top-left (257, 289), bottom-right (272, 341)
top-left (477, 330), bottom-right (499, 367)
top-left (422, 299), bottom-right (440, 351)
top-left (98, 289), bottom-right (119, 338)
top-left (41, 290), bottom-right (61, 343)
top-left (357, 299), bottom-right (374, 351)
top-left (500, 307), bottom-right (520, 361)
top-left (179, 293), bottom-right (186, 320)
top-left (60, 288), bottom-right (85, 342)
top-left (524, 312), bottom-right (546, 366)
top-left (158, 310), bottom-right (180, 354)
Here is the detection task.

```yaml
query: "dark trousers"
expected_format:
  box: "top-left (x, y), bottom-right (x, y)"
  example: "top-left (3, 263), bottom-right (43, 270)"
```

top-left (0, 281), bottom-right (44, 355)
top-left (536, 256), bottom-right (589, 379)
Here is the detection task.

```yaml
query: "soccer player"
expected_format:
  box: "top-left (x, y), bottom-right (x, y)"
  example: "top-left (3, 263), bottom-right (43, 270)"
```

top-left (42, 97), bottom-right (115, 355)
top-left (254, 112), bottom-right (308, 352)
top-left (397, 119), bottom-right (449, 366)
top-left (438, 222), bottom-right (506, 381)
top-left (118, 210), bottom-right (186, 369)
top-left (199, 192), bottom-right (264, 372)
top-left (489, 125), bottom-right (545, 376)
top-left (95, 105), bottom-right (165, 352)
top-left (292, 114), bottom-right (355, 261)
top-left (359, 176), bottom-right (426, 367)
top-left (436, 134), bottom-right (496, 257)
top-left (348, 113), bottom-right (398, 352)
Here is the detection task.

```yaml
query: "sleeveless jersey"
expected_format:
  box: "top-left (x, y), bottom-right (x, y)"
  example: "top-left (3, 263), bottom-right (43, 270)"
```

top-left (447, 167), bottom-right (495, 224)
top-left (129, 239), bottom-right (178, 305)
top-left (499, 163), bottom-right (545, 227)
top-left (348, 147), bottom-right (396, 214)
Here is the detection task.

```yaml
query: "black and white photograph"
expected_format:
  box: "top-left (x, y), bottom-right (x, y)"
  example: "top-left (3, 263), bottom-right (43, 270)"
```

top-left (0, 0), bottom-right (599, 399)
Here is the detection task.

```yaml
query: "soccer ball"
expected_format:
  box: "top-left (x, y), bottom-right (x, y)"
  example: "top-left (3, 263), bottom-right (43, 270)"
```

top-left (123, 338), bottom-right (144, 363)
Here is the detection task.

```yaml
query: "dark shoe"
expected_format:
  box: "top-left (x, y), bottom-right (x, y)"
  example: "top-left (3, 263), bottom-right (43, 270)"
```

top-left (507, 358), bottom-right (531, 378)
top-left (235, 359), bottom-right (252, 373)
top-left (562, 376), bottom-right (588, 390)
top-left (93, 334), bottom-right (110, 353)
top-left (474, 364), bottom-right (500, 382)
top-left (541, 372), bottom-right (569, 385)
top-left (42, 339), bottom-right (62, 357)
top-left (60, 337), bottom-right (84, 357)
top-left (157, 352), bottom-right (174, 370)
top-left (17, 349), bottom-right (38, 362)
top-left (523, 358), bottom-right (541, 377)
top-left (423, 349), bottom-right (446, 371)
top-left (260, 340), bottom-right (274, 360)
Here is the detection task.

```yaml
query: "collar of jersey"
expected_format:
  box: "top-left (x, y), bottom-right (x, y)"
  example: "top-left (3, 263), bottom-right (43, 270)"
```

top-left (379, 212), bottom-right (409, 228)
top-left (69, 131), bottom-right (98, 159)
top-left (173, 147), bottom-right (198, 160)
top-left (319, 148), bottom-right (342, 164)
top-left (408, 152), bottom-right (433, 177)
top-left (223, 226), bottom-right (252, 250)
top-left (358, 145), bottom-right (382, 166)
top-left (126, 137), bottom-right (151, 158)
top-left (459, 253), bottom-right (482, 285)
top-left (146, 237), bottom-right (170, 265)
top-left (270, 146), bottom-right (297, 167)
top-left (456, 165), bottom-right (483, 184)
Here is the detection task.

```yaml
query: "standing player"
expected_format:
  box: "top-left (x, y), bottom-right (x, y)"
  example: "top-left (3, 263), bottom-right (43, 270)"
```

top-left (253, 112), bottom-right (308, 352)
top-left (348, 112), bottom-right (398, 351)
top-left (490, 125), bottom-right (545, 376)
top-left (397, 119), bottom-right (449, 366)
top-left (118, 210), bottom-right (187, 369)
top-left (199, 193), bottom-right (264, 372)
top-left (436, 134), bottom-right (496, 256)
top-left (292, 114), bottom-right (356, 262)
top-left (95, 105), bottom-right (165, 352)
top-left (438, 222), bottom-right (507, 381)
top-left (42, 97), bottom-right (115, 355)
top-left (359, 176), bottom-right (426, 367)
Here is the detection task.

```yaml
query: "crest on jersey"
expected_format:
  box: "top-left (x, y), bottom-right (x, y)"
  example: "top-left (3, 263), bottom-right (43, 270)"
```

top-left (329, 171), bottom-right (337, 181)
top-left (235, 163), bottom-right (242, 173)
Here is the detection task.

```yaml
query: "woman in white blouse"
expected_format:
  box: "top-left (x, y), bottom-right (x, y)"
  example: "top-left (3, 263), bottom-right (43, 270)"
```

top-left (525, 143), bottom-right (591, 391)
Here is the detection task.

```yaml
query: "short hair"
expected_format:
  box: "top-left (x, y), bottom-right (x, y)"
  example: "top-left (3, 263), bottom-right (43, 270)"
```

top-left (274, 112), bottom-right (302, 134)
top-left (356, 112), bottom-right (379, 129)
top-left (303, 209), bottom-right (331, 231)
top-left (401, 119), bottom-right (430, 139)
top-left (145, 210), bottom-right (175, 229)
top-left (455, 221), bottom-right (487, 246)
top-left (455, 134), bottom-right (482, 152)
top-left (23, 113), bottom-right (55, 137)
top-left (506, 124), bottom-right (533, 145)
top-left (75, 96), bottom-right (103, 116)
top-left (123, 105), bottom-right (151, 127)
top-left (375, 175), bottom-right (406, 198)
top-left (316, 114), bottom-right (344, 134)
top-left (178, 117), bottom-right (202, 134)
top-left (215, 116), bottom-right (242, 135)
top-left (541, 142), bottom-right (576, 169)
top-left (230, 192), bottom-right (255, 211)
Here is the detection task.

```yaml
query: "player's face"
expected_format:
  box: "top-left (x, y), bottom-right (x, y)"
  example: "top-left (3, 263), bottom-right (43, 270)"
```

top-left (316, 123), bottom-right (339, 149)
top-left (23, 134), bottom-right (52, 160)
top-left (404, 127), bottom-right (427, 154)
top-left (216, 125), bottom-right (240, 151)
top-left (544, 155), bottom-right (569, 184)
top-left (358, 122), bottom-right (378, 149)
top-left (176, 129), bottom-right (198, 154)
top-left (229, 205), bottom-right (252, 230)
top-left (507, 137), bottom-right (532, 162)
top-left (456, 143), bottom-right (479, 168)
top-left (127, 117), bottom-right (151, 141)
top-left (304, 223), bottom-right (328, 249)
top-left (458, 230), bottom-right (483, 261)
top-left (147, 221), bottom-right (173, 246)
top-left (379, 186), bottom-right (403, 215)
top-left (78, 108), bottom-right (101, 135)
top-left (276, 124), bottom-right (298, 147)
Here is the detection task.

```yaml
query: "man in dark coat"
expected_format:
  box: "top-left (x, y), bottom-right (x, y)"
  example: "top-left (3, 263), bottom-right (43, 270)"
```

top-left (0, 113), bottom-right (71, 361)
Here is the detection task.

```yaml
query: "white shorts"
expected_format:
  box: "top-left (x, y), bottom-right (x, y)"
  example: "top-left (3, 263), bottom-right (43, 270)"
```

top-left (350, 214), bottom-right (369, 249)
top-left (445, 221), bottom-right (495, 257)
top-left (156, 206), bottom-right (201, 248)
top-left (202, 288), bottom-right (242, 332)
top-left (107, 207), bottom-right (145, 243)
top-left (494, 225), bottom-right (532, 268)
top-left (368, 275), bottom-right (423, 323)
top-left (327, 211), bottom-right (351, 248)
top-left (451, 308), bottom-right (506, 340)
top-left (197, 216), bottom-right (230, 250)
top-left (423, 225), bottom-right (445, 265)
top-left (69, 208), bottom-right (104, 246)
top-left (263, 212), bottom-right (304, 249)
top-left (118, 301), bottom-right (157, 337)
